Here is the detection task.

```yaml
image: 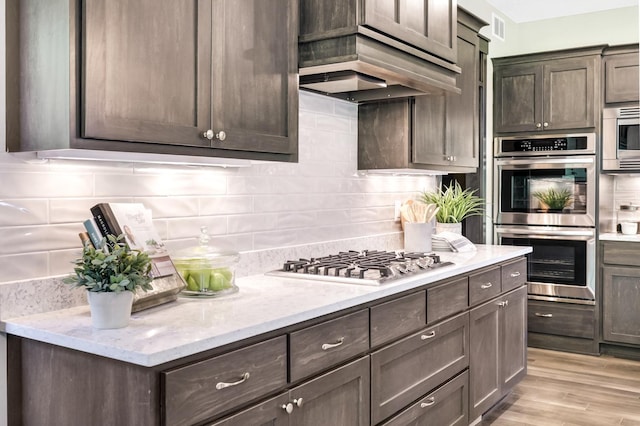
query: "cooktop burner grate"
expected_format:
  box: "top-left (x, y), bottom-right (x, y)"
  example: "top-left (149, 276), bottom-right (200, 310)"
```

top-left (267, 250), bottom-right (454, 285)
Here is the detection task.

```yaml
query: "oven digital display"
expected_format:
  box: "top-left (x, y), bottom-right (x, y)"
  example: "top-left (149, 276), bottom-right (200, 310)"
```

top-left (501, 136), bottom-right (588, 153)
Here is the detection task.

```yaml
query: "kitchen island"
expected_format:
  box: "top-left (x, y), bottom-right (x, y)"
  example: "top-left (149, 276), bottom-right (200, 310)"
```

top-left (4, 245), bottom-right (531, 426)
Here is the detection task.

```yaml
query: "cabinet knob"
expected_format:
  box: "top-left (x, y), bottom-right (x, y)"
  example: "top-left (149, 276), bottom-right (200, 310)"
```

top-left (203, 129), bottom-right (227, 141)
top-left (536, 123), bottom-right (542, 128)
top-left (282, 403), bottom-right (294, 414)
top-left (543, 122), bottom-right (549, 128)
top-left (294, 397), bottom-right (304, 408)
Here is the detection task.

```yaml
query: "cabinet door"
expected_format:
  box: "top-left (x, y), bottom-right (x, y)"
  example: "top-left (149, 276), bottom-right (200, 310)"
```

top-left (363, 0), bottom-right (456, 62)
top-left (469, 297), bottom-right (500, 420)
top-left (605, 53), bottom-right (640, 104)
top-left (83, 0), bottom-right (212, 146)
top-left (289, 356), bottom-right (370, 426)
top-left (445, 27), bottom-right (479, 169)
top-left (210, 392), bottom-right (290, 426)
top-left (500, 286), bottom-right (527, 392)
top-left (603, 266), bottom-right (640, 345)
top-left (211, 0), bottom-right (298, 155)
top-left (494, 63), bottom-right (543, 133)
top-left (413, 94), bottom-right (447, 166)
top-left (543, 57), bottom-right (597, 131)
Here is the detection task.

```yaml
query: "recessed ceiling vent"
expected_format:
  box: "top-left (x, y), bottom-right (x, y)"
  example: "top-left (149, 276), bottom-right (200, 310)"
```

top-left (492, 13), bottom-right (505, 41)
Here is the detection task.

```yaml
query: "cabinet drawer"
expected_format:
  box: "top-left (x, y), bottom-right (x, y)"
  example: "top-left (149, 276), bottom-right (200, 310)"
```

top-left (163, 336), bottom-right (287, 426)
top-left (501, 258), bottom-right (526, 292)
top-left (528, 300), bottom-right (595, 339)
top-left (371, 291), bottom-right (426, 347)
top-left (603, 242), bottom-right (640, 267)
top-left (371, 312), bottom-right (469, 425)
top-left (290, 309), bottom-right (369, 382)
top-left (427, 277), bottom-right (469, 324)
top-left (469, 267), bottom-right (501, 306)
top-left (381, 370), bottom-right (469, 426)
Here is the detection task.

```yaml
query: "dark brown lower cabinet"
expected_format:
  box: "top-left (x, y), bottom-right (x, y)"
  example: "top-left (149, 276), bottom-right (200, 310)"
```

top-left (602, 266), bottom-right (640, 346)
top-left (370, 312), bottom-right (469, 425)
top-left (380, 371), bottom-right (469, 426)
top-left (469, 286), bottom-right (527, 420)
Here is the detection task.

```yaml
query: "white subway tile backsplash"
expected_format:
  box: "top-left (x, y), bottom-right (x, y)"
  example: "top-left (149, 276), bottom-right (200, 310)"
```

top-left (0, 199), bottom-right (48, 226)
top-left (0, 253), bottom-right (49, 282)
top-left (0, 92), bottom-right (440, 283)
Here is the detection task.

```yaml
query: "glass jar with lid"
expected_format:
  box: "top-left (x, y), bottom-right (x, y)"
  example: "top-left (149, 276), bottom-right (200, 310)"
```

top-left (617, 204), bottom-right (640, 234)
top-left (172, 226), bottom-right (240, 297)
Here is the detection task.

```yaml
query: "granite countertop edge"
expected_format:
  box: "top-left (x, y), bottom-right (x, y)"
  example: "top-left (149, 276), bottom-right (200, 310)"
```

top-left (1, 245), bottom-right (531, 367)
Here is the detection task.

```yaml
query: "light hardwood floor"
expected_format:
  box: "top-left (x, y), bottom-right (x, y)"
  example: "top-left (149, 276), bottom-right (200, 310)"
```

top-left (482, 347), bottom-right (640, 426)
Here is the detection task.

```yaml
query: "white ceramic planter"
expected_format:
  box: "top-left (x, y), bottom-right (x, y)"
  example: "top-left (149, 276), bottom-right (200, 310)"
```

top-left (87, 291), bottom-right (134, 329)
top-left (435, 222), bottom-right (462, 235)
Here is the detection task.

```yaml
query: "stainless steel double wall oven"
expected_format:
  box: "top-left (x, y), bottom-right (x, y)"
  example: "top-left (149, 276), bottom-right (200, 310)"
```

top-left (494, 133), bottom-right (596, 304)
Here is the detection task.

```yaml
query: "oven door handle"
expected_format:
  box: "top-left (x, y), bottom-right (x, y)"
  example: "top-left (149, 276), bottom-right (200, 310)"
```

top-left (495, 227), bottom-right (595, 238)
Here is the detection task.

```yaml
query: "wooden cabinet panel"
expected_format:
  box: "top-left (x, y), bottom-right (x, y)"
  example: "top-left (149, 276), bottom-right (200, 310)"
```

top-left (163, 336), bottom-right (287, 426)
top-left (501, 258), bottom-right (526, 293)
top-left (426, 277), bottom-right (469, 324)
top-left (470, 286), bottom-right (527, 419)
top-left (289, 356), bottom-right (371, 426)
top-left (363, 0), bottom-right (456, 62)
top-left (500, 286), bottom-right (527, 392)
top-left (380, 371), bottom-right (468, 426)
top-left (528, 300), bottom-right (595, 339)
top-left (603, 266), bottom-right (640, 345)
top-left (83, 0), bottom-right (211, 146)
top-left (469, 267), bottom-right (501, 306)
top-left (469, 295), bottom-right (500, 419)
top-left (602, 241), bottom-right (640, 267)
top-left (290, 309), bottom-right (369, 382)
top-left (493, 63), bottom-right (543, 133)
top-left (371, 291), bottom-right (426, 348)
top-left (210, 392), bottom-right (290, 426)
top-left (210, 0), bottom-right (298, 155)
top-left (543, 57), bottom-right (597, 131)
top-left (605, 52), bottom-right (640, 104)
top-left (370, 312), bottom-right (469, 424)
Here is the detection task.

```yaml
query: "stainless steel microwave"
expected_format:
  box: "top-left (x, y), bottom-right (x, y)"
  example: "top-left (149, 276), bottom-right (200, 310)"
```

top-left (603, 106), bottom-right (640, 171)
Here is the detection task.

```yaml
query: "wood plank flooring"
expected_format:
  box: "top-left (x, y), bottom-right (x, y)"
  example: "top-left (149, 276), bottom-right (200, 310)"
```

top-left (481, 348), bottom-right (640, 426)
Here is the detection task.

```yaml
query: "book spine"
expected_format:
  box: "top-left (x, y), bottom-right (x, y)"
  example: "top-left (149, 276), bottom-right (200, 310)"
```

top-left (83, 218), bottom-right (103, 248)
top-left (90, 203), bottom-right (122, 239)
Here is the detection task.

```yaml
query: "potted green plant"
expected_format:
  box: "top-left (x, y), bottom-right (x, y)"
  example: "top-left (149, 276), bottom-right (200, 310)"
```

top-left (532, 188), bottom-right (573, 211)
top-left (64, 234), bottom-right (153, 329)
top-left (421, 182), bottom-right (484, 234)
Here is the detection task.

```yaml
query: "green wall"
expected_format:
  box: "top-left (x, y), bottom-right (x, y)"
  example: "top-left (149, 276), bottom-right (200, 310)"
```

top-left (458, 1), bottom-right (639, 58)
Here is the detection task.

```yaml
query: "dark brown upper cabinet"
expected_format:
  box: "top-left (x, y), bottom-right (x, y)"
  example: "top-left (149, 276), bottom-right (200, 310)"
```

top-left (603, 44), bottom-right (639, 105)
top-left (7, 0), bottom-right (298, 163)
top-left (493, 46), bottom-right (604, 134)
top-left (358, 8), bottom-right (488, 173)
top-left (298, 0), bottom-right (461, 102)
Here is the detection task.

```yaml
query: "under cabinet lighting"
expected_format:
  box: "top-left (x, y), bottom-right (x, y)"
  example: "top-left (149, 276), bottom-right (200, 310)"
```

top-left (359, 169), bottom-right (448, 176)
top-left (35, 149), bottom-right (252, 168)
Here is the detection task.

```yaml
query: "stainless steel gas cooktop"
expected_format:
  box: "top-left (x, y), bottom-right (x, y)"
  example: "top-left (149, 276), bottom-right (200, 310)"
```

top-left (266, 250), bottom-right (454, 286)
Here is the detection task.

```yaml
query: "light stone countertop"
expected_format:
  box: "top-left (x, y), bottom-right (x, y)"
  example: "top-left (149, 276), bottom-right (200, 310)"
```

top-left (599, 232), bottom-right (640, 242)
top-left (1, 245), bottom-right (531, 367)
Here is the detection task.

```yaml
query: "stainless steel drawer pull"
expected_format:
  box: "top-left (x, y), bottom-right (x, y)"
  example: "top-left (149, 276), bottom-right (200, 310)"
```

top-left (420, 397), bottom-right (436, 408)
top-left (421, 331), bottom-right (436, 340)
top-left (321, 337), bottom-right (345, 351)
top-left (215, 372), bottom-right (250, 390)
top-left (481, 282), bottom-right (493, 289)
top-left (535, 313), bottom-right (553, 318)
top-left (510, 271), bottom-right (521, 278)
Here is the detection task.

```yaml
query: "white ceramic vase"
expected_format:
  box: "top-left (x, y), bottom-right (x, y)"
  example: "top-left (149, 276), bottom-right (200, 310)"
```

top-left (87, 291), bottom-right (134, 329)
top-left (435, 222), bottom-right (462, 235)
